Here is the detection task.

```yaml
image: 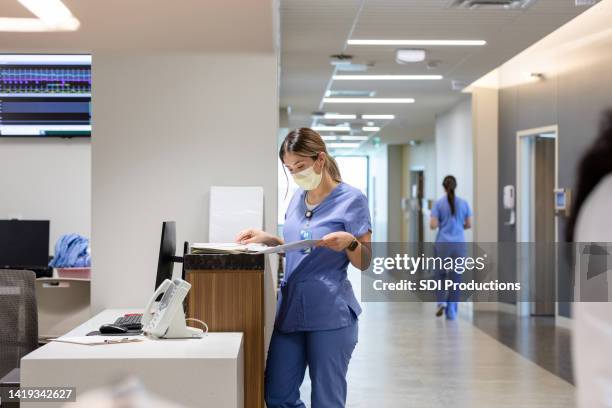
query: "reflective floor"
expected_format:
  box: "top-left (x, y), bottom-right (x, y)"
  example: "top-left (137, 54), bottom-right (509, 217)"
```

top-left (296, 270), bottom-right (575, 407)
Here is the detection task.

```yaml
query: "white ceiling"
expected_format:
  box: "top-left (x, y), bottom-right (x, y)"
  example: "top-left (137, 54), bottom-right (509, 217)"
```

top-left (0, 0), bottom-right (276, 53)
top-left (280, 0), bottom-right (593, 144)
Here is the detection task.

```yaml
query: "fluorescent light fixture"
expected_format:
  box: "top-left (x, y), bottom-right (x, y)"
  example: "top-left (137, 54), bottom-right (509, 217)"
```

top-left (340, 136), bottom-right (369, 141)
top-left (327, 143), bottom-right (361, 149)
top-left (333, 74), bottom-right (442, 80)
top-left (348, 39), bottom-right (486, 46)
top-left (362, 114), bottom-right (395, 120)
top-left (324, 98), bottom-right (414, 104)
top-left (0, 0), bottom-right (80, 32)
top-left (312, 125), bottom-right (351, 132)
top-left (322, 136), bottom-right (338, 141)
top-left (367, 121), bottom-right (375, 126)
top-left (323, 113), bottom-right (357, 120)
top-left (18, 0), bottom-right (79, 29)
top-left (396, 49), bottom-right (426, 63)
top-left (363, 126), bottom-right (381, 132)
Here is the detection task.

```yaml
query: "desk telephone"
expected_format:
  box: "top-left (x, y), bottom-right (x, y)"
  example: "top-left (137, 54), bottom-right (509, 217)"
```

top-left (142, 278), bottom-right (204, 339)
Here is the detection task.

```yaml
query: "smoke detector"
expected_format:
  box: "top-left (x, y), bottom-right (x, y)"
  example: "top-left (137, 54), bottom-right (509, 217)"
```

top-left (396, 49), bottom-right (426, 64)
top-left (448, 0), bottom-right (536, 9)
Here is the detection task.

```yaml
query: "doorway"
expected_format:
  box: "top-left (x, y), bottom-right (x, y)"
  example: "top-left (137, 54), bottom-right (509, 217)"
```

top-left (516, 126), bottom-right (558, 316)
top-left (409, 170), bottom-right (425, 244)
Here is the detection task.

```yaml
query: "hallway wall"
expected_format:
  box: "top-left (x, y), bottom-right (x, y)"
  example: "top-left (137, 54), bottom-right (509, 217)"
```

top-left (435, 97), bottom-right (474, 242)
top-left (492, 0), bottom-right (612, 316)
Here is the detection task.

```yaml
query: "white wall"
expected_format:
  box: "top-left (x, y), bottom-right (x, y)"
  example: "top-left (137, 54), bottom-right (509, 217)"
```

top-left (435, 97), bottom-right (474, 241)
top-left (471, 87), bottom-right (499, 242)
top-left (0, 138), bottom-right (91, 253)
top-left (91, 52), bottom-right (278, 311)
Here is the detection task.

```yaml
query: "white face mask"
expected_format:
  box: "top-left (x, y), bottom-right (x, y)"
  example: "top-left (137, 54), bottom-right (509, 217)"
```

top-left (292, 164), bottom-right (322, 191)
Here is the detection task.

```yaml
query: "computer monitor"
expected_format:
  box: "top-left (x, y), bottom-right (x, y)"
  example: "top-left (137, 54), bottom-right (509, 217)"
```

top-left (0, 220), bottom-right (50, 269)
top-left (0, 54), bottom-right (92, 138)
top-left (156, 221), bottom-right (177, 289)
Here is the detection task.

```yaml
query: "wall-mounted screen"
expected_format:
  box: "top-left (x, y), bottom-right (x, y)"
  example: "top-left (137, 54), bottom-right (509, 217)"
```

top-left (0, 54), bottom-right (91, 138)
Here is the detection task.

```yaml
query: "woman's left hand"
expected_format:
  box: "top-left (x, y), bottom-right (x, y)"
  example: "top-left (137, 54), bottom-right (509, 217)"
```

top-left (316, 231), bottom-right (355, 252)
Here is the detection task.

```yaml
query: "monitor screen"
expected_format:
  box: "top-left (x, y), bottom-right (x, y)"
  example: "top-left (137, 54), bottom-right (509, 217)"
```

top-left (0, 54), bottom-right (91, 138)
top-left (156, 221), bottom-right (177, 289)
top-left (0, 220), bottom-right (50, 269)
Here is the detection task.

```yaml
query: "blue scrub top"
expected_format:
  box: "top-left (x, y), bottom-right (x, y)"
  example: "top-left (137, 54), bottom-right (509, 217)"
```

top-left (431, 195), bottom-right (472, 243)
top-left (276, 182), bottom-right (371, 332)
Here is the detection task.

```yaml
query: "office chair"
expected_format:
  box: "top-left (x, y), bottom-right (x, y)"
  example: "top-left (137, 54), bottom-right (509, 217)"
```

top-left (0, 269), bottom-right (38, 389)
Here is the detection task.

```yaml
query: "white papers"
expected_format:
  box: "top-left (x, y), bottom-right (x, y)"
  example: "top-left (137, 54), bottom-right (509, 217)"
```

top-left (256, 240), bottom-right (320, 254)
top-left (209, 186), bottom-right (264, 242)
top-left (191, 242), bottom-right (268, 254)
top-left (50, 336), bottom-right (143, 346)
top-left (191, 240), bottom-right (319, 255)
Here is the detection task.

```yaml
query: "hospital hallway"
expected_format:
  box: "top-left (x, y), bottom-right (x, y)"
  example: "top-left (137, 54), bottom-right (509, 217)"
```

top-left (297, 270), bottom-right (575, 407)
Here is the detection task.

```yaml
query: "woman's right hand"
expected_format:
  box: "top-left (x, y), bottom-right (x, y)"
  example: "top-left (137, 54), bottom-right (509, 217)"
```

top-left (235, 228), bottom-right (279, 246)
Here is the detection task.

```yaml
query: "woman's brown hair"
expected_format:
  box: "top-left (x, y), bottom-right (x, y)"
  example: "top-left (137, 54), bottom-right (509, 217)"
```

top-left (279, 128), bottom-right (342, 183)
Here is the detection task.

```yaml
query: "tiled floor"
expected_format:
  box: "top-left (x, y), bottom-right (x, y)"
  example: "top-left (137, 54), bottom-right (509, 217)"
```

top-left (295, 270), bottom-right (575, 407)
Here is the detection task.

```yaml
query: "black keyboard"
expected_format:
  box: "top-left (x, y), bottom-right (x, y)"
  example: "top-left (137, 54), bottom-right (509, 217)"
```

top-left (114, 314), bottom-right (143, 330)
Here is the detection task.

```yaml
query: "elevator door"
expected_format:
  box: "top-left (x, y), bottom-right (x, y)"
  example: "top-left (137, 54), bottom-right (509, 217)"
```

top-left (532, 136), bottom-right (556, 315)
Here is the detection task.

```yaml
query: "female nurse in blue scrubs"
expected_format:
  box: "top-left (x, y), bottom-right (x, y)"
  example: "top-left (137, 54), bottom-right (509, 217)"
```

top-left (430, 175), bottom-right (472, 320)
top-left (236, 128), bottom-right (372, 408)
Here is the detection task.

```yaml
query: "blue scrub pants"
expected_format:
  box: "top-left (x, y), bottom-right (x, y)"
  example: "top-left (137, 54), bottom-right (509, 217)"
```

top-left (435, 269), bottom-right (461, 320)
top-left (264, 320), bottom-right (358, 408)
top-left (434, 243), bottom-right (466, 320)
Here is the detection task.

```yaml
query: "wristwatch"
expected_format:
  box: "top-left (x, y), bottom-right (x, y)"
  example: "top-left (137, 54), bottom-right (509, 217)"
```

top-left (346, 238), bottom-right (359, 252)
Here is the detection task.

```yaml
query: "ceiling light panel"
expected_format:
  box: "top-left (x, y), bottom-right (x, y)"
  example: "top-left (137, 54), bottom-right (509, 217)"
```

top-left (312, 125), bottom-right (351, 132)
top-left (333, 75), bottom-right (442, 80)
top-left (324, 98), bottom-right (415, 104)
top-left (362, 114), bottom-right (395, 120)
top-left (348, 39), bottom-right (486, 46)
top-left (363, 126), bottom-right (381, 132)
top-left (323, 113), bottom-right (357, 120)
top-left (341, 136), bottom-right (369, 141)
top-left (327, 143), bottom-right (361, 149)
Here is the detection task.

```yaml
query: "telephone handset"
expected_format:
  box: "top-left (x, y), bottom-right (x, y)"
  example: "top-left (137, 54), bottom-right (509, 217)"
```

top-left (142, 278), bottom-right (203, 339)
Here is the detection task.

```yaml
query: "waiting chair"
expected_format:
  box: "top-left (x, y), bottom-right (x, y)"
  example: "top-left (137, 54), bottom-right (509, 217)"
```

top-left (0, 269), bottom-right (38, 390)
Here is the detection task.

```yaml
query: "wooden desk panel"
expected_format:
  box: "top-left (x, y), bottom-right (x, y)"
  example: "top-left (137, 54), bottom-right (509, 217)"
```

top-left (186, 267), bottom-right (264, 408)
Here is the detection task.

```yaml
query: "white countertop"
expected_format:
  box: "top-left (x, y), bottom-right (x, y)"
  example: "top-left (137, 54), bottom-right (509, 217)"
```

top-left (23, 308), bottom-right (243, 361)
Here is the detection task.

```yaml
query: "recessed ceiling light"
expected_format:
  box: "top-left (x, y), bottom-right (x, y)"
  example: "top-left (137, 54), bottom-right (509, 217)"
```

top-left (334, 75), bottom-right (442, 81)
top-left (312, 125), bottom-right (351, 132)
top-left (396, 49), bottom-right (427, 63)
top-left (322, 136), bottom-right (337, 141)
top-left (340, 135), bottom-right (369, 141)
top-left (323, 113), bottom-right (357, 120)
top-left (327, 143), bottom-right (361, 149)
top-left (363, 126), bottom-right (381, 132)
top-left (324, 98), bottom-right (414, 104)
top-left (362, 114), bottom-right (395, 120)
top-left (348, 39), bottom-right (486, 46)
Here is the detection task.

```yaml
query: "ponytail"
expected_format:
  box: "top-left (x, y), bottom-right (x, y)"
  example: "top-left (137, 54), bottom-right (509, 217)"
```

top-left (325, 155), bottom-right (342, 183)
top-left (443, 175), bottom-right (457, 216)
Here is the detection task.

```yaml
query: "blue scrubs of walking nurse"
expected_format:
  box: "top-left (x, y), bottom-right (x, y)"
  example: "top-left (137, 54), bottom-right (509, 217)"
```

top-left (430, 175), bottom-right (472, 320)
top-left (236, 128), bottom-right (372, 408)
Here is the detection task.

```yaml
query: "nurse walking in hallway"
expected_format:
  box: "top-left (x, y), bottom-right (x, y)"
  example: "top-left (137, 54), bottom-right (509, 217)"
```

top-left (235, 128), bottom-right (372, 408)
top-left (430, 175), bottom-right (472, 320)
